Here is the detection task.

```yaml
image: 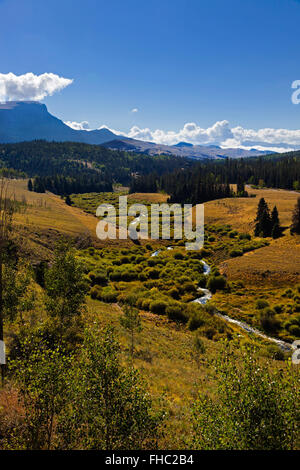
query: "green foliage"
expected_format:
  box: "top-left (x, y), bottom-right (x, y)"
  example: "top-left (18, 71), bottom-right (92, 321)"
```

top-left (44, 241), bottom-right (87, 325)
top-left (166, 304), bottom-right (187, 323)
top-left (149, 300), bottom-right (167, 315)
top-left (291, 197), bottom-right (300, 234)
top-left (192, 332), bottom-right (206, 368)
top-left (57, 327), bottom-right (164, 450)
top-left (191, 344), bottom-right (300, 450)
top-left (265, 344), bottom-right (285, 361)
top-left (289, 324), bottom-right (300, 337)
top-left (206, 275), bottom-right (227, 293)
top-left (187, 309), bottom-right (207, 331)
top-left (7, 328), bottom-right (164, 450)
top-left (8, 338), bottom-right (73, 450)
top-left (256, 299), bottom-right (270, 310)
top-left (259, 308), bottom-right (280, 334)
top-left (120, 304), bottom-right (142, 359)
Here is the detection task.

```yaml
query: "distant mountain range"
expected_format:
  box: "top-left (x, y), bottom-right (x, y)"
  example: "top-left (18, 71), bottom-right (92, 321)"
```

top-left (0, 101), bottom-right (269, 159)
top-left (101, 138), bottom-right (269, 159)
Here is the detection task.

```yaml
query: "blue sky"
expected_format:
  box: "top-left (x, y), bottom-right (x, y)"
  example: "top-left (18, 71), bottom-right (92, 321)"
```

top-left (1, 0), bottom-right (300, 150)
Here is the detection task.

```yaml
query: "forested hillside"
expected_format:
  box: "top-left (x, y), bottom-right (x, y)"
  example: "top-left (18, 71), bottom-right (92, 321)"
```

top-left (131, 152), bottom-right (300, 203)
top-left (0, 140), bottom-right (192, 183)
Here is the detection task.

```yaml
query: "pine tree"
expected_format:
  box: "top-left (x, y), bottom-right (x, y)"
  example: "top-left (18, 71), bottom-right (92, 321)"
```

top-left (27, 179), bottom-right (33, 191)
top-left (291, 197), bottom-right (300, 234)
top-left (65, 195), bottom-right (72, 206)
top-left (254, 198), bottom-right (271, 237)
top-left (271, 205), bottom-right (281, 239)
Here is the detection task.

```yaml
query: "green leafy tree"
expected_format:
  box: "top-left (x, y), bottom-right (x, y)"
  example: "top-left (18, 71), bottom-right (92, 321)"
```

top-left (120, 304), bottom-right (142, 360)
top-left (44, 241), bottom-right (87, 324)
top-left (8, 338), bottom-right (73, 450)
top-left (58, 327), bottom-right (164, 450)
top-left (191, 343), bottom-right (300, 450)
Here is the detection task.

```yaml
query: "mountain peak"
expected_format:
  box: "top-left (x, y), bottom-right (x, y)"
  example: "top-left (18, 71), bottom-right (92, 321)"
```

top-left (0, 100), bottom-right (116, 144)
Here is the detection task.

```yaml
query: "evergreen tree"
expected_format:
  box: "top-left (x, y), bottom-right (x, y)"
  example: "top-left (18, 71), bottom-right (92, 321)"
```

top-left (254, 198), bottom-right (271, 237)
top-left (27, 179), bottom-right (33, 191)
top-left (271, 206), bottom-right (281, 239)
top-left (236, 179), bottom-right (248, 197)
top-left (291, 197), bottom-right (300, 234)
top-left (65, 195), bottom-right (72, 206)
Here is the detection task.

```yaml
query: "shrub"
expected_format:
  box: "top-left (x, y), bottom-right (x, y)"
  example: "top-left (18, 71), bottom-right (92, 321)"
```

top-left (289, 324), bottom-right (300, 337)
top-left (256, 299), bottom-right (269, 310)
top-left (166, 305), bottom-right (188, 323)
top-left (188, 310), bottom-right (207, 331)
top-left (140, 298), bottom-right (151, 310)
top-left (191, 344), bottom-right (300, 450)
top-left (90, 286), bottom-right (101, 299)
top-left (169, 288), bottom-right (180, 300)
top-left (149, 300), bottom-right (167, 315)
top-left (181, 282), bottom-right (197, 294)
top-left (100, 288), bottom-right (118, 303)
top-left (138, 272), bottom-right (147, 281)
top-left (197, 274), bottom-right (207, 288)
top-left (121, 270), bottom-right (138, 281)
top-left (109, 270), bottom-right (122, 281)
top-left (88, 270), bottom-right (107, 286)
top-left (282, 288), bottom-right (293, 298)
top-left (273, 304), bottom-right (284, 314)
top-left (238, 233), bottom-right (251, 240)
top-left (229, 230), bottom-right (238, 238)
top-left (260, 308), bottom-right (280, 333)
top-left (147, 259), bottom-right (157, 267)
top-left (147, 268), bottom-right (160, 279)
top-left (229, 249), bottom-right (243, 257)
top-left (201, 326), bottom-right (217, 340)
top-left (266, 345), bottom-right (285, 361)
top-left (207, 276), bottom-right (226, 293)
top-left (174, 252), bottom-right (185, 260)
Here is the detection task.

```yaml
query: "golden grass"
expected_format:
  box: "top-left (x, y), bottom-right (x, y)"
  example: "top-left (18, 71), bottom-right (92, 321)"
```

top-left (128, 192), bottom-right (169, 203)
top-left (200, 186), bottom-right (300, 285)
top-left (8, 179), bottom-right (97, 237)
top-left (204, 185), bottom-right (299, 232)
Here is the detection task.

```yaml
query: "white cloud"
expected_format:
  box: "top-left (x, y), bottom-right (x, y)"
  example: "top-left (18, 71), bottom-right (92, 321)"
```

top-left (65, 120), bottom-right (90, 131)
top-left (0, 72), bottom-right (73, 102)
top-left (131, 108), bottom-right (138, 113)
top-left (94, 121), bottom-right (300, 152)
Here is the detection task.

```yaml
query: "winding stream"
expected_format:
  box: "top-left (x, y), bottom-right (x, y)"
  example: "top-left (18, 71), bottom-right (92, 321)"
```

top-left (152, 247), bottom-right (293, 352)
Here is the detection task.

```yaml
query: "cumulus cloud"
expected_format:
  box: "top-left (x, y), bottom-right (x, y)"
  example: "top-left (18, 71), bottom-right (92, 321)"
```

top-left (0, 72), bottom-right (73, 102)
top-left (65, 120), bottom-right (90, 131)
top-left (92, 121), bottom-right (300, 152)
top-left (131, 108), bottom-right (138, 113)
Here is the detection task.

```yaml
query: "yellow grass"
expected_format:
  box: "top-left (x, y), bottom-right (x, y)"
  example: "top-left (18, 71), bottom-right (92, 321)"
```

top-left (204, 185), bottom-right (299, 232)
